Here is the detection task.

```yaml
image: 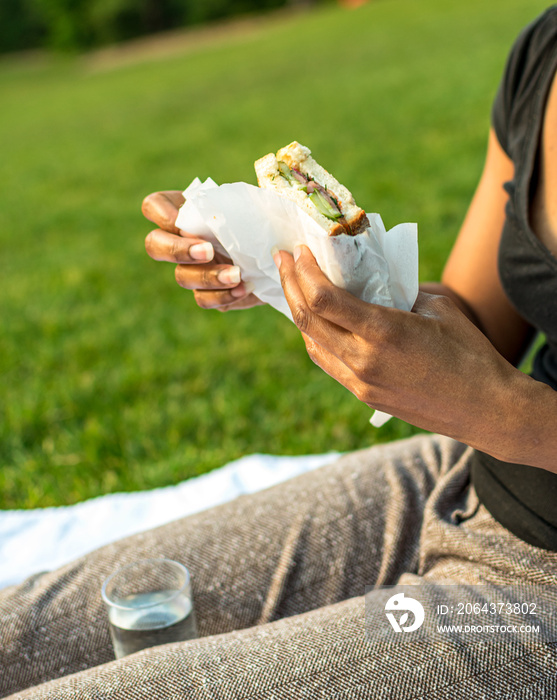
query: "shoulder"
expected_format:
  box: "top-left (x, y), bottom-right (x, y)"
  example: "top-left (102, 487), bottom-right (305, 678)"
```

top-left (492, 7), bottom-right (557, 157)
top-left (506, 6), bottom-right (557, 78)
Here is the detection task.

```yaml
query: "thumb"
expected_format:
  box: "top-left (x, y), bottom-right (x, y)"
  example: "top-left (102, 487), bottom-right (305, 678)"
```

top-left (411, 290), bottom-right (437, 314)
top-left (411, 291), bottom-right (455, 319)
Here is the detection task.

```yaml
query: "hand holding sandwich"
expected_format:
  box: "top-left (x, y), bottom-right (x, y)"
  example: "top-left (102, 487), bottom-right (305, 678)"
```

top-left (273, 243), bottom-right (533, 463)
top-left (143, 190), bottom-right (263, 311)
top-left (141, 143), bottom-right (557, 474)
top-left (143, 142), bottom-right (397, 314)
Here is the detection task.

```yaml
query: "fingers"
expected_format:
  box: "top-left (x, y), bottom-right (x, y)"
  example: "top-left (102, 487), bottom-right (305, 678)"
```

top-left (145, 225), bottom-right (258, 309)
top-left (145, 229), bottom-right (215, 264)
top-left (192, 288), bottom-right (244, 310)
top-left (142, 191), bottom-right (185, 234)
top-left (278, 244), bottom-right (386, 335)
top-left (274, 248), bottom-right (355, 358)
top-left (143, 190), bottom-right (264, 312)
top-left (192, 284), bottom-right (256, 309)
top-left (411, 290), bottom-right (453, 318)
top-left (203, 291), bottom-right (264, 312)
top-left (174, 262), bottom-right (246, 293)
top-left (302, 332), bottom-right (355, 382)
top-left (301, 333), bottom-right (378, 407)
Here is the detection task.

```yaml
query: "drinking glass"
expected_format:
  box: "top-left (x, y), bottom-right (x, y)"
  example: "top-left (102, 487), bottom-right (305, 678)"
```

top-left (101, 558), bottom-right (198, 659)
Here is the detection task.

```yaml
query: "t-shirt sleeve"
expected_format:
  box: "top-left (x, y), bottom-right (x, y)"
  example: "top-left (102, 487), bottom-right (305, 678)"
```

top-left (491, 52), bottom-right (519, 157)
top-left (491, 9), bottom-right (555, 158)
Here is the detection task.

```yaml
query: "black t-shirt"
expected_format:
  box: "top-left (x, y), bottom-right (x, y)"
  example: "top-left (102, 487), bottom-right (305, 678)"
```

top-left (470, 6), bottom-right (557, 551)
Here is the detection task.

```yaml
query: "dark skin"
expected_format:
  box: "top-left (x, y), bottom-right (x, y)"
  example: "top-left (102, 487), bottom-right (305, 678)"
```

top-left (272, 243), bottom-right (556, 469)
top-left (143, 191), bottom-right (263, 311)
top-left (144, 88), bottom-right (557, 473)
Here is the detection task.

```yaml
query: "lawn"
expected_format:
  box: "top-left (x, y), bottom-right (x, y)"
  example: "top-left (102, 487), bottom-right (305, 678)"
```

top-left (0, 0), bottom-right (548, 508)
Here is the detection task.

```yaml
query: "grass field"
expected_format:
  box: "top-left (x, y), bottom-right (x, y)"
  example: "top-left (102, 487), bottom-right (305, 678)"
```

top-left (0, 0), bottom-right (548, 508)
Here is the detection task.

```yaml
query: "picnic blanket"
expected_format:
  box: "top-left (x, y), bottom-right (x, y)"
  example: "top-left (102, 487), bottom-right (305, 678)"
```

top-left (0, 452), bottom-right (340, 590)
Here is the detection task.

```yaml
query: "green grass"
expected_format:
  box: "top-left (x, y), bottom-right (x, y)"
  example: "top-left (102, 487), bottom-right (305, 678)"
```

top-left (0, 0), bottom-right (548, 508)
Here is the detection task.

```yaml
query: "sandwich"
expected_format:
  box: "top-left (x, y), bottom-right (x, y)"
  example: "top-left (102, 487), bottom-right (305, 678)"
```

top-left (254, 141), bottom-right (369, 236)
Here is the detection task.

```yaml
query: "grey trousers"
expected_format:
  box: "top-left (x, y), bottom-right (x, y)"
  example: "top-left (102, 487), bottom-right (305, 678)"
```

top-left (1, 434), bottom-right (557, 698)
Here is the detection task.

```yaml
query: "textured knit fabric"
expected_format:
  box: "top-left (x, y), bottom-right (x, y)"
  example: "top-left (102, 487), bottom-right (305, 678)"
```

top-left (470, 6), bottom-right (557, 551)
top-left (1, 434), bottom-right (557, 698)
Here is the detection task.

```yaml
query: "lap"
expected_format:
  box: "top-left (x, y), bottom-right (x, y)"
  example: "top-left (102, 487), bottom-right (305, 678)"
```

top-left (4, 434), bottom-right (557, 698)
top-left (7, 583), bottom-right (557, 699)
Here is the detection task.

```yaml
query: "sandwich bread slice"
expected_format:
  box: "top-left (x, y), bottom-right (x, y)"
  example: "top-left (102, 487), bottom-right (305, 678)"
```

top-left (254, 141), bottom-right (369, 236)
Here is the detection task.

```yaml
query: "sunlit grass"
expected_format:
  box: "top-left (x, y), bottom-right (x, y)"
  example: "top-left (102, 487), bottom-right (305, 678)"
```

top-left (0, 0), bottom-right (547, 507)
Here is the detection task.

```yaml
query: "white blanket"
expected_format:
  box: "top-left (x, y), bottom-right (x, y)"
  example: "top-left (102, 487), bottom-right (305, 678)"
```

top-left (0, 452), bottom-right (340, 590)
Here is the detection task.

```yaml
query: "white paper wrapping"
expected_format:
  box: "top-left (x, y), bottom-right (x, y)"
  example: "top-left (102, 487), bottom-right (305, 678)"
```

top-left (175, 177), bottom-right (419, 427)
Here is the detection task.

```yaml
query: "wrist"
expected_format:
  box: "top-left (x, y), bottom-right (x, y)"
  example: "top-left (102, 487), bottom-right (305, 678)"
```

top-left (492, 369), bottom-right (557, 473)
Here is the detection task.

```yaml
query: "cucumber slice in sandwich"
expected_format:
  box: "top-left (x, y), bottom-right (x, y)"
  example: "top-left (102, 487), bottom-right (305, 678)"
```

top-left (309, 191), bottom-right (342, 220)
top-left (255, 141), bottom-right (369, 236)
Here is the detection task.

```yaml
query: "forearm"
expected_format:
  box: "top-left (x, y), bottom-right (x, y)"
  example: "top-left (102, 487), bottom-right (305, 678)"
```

top-left (498, 369), bottom-right (557, 474)
top-left (420, 283), bottom-right (556, 473)
top-left (278, 246), bottom-right (557, 475)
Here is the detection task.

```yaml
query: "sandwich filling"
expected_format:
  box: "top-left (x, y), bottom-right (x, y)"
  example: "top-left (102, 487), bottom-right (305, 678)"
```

top-left (276, 161), bottom-right (356, 235)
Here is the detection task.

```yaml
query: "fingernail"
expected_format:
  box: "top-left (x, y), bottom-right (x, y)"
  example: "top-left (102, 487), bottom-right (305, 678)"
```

top-left (217, 266), bottom-right (241, 285)
top-left (293, 244), bottom-right (303, 262)
top-left (273, 251), bottom-right (282, 269)
top-left (230, 282), bottom-right (248, 298)
top-left (190, 242), bottom-right (214, 262)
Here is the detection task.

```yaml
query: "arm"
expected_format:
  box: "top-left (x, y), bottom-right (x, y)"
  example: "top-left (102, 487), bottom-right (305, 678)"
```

top-left (273, 127), bottom-right (557, 474)
top-left (422, 128), bottom-right (535, 365)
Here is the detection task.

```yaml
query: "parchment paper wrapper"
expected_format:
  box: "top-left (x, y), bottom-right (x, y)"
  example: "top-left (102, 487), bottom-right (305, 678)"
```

top-left (175, 177), bottom-right (419, 428)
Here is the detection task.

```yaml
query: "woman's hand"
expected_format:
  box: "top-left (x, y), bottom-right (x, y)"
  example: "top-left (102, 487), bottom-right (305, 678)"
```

top-left (143, 190), bottom-right (264, 311)
top-left (274, 244), bottom-right (526, 459)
